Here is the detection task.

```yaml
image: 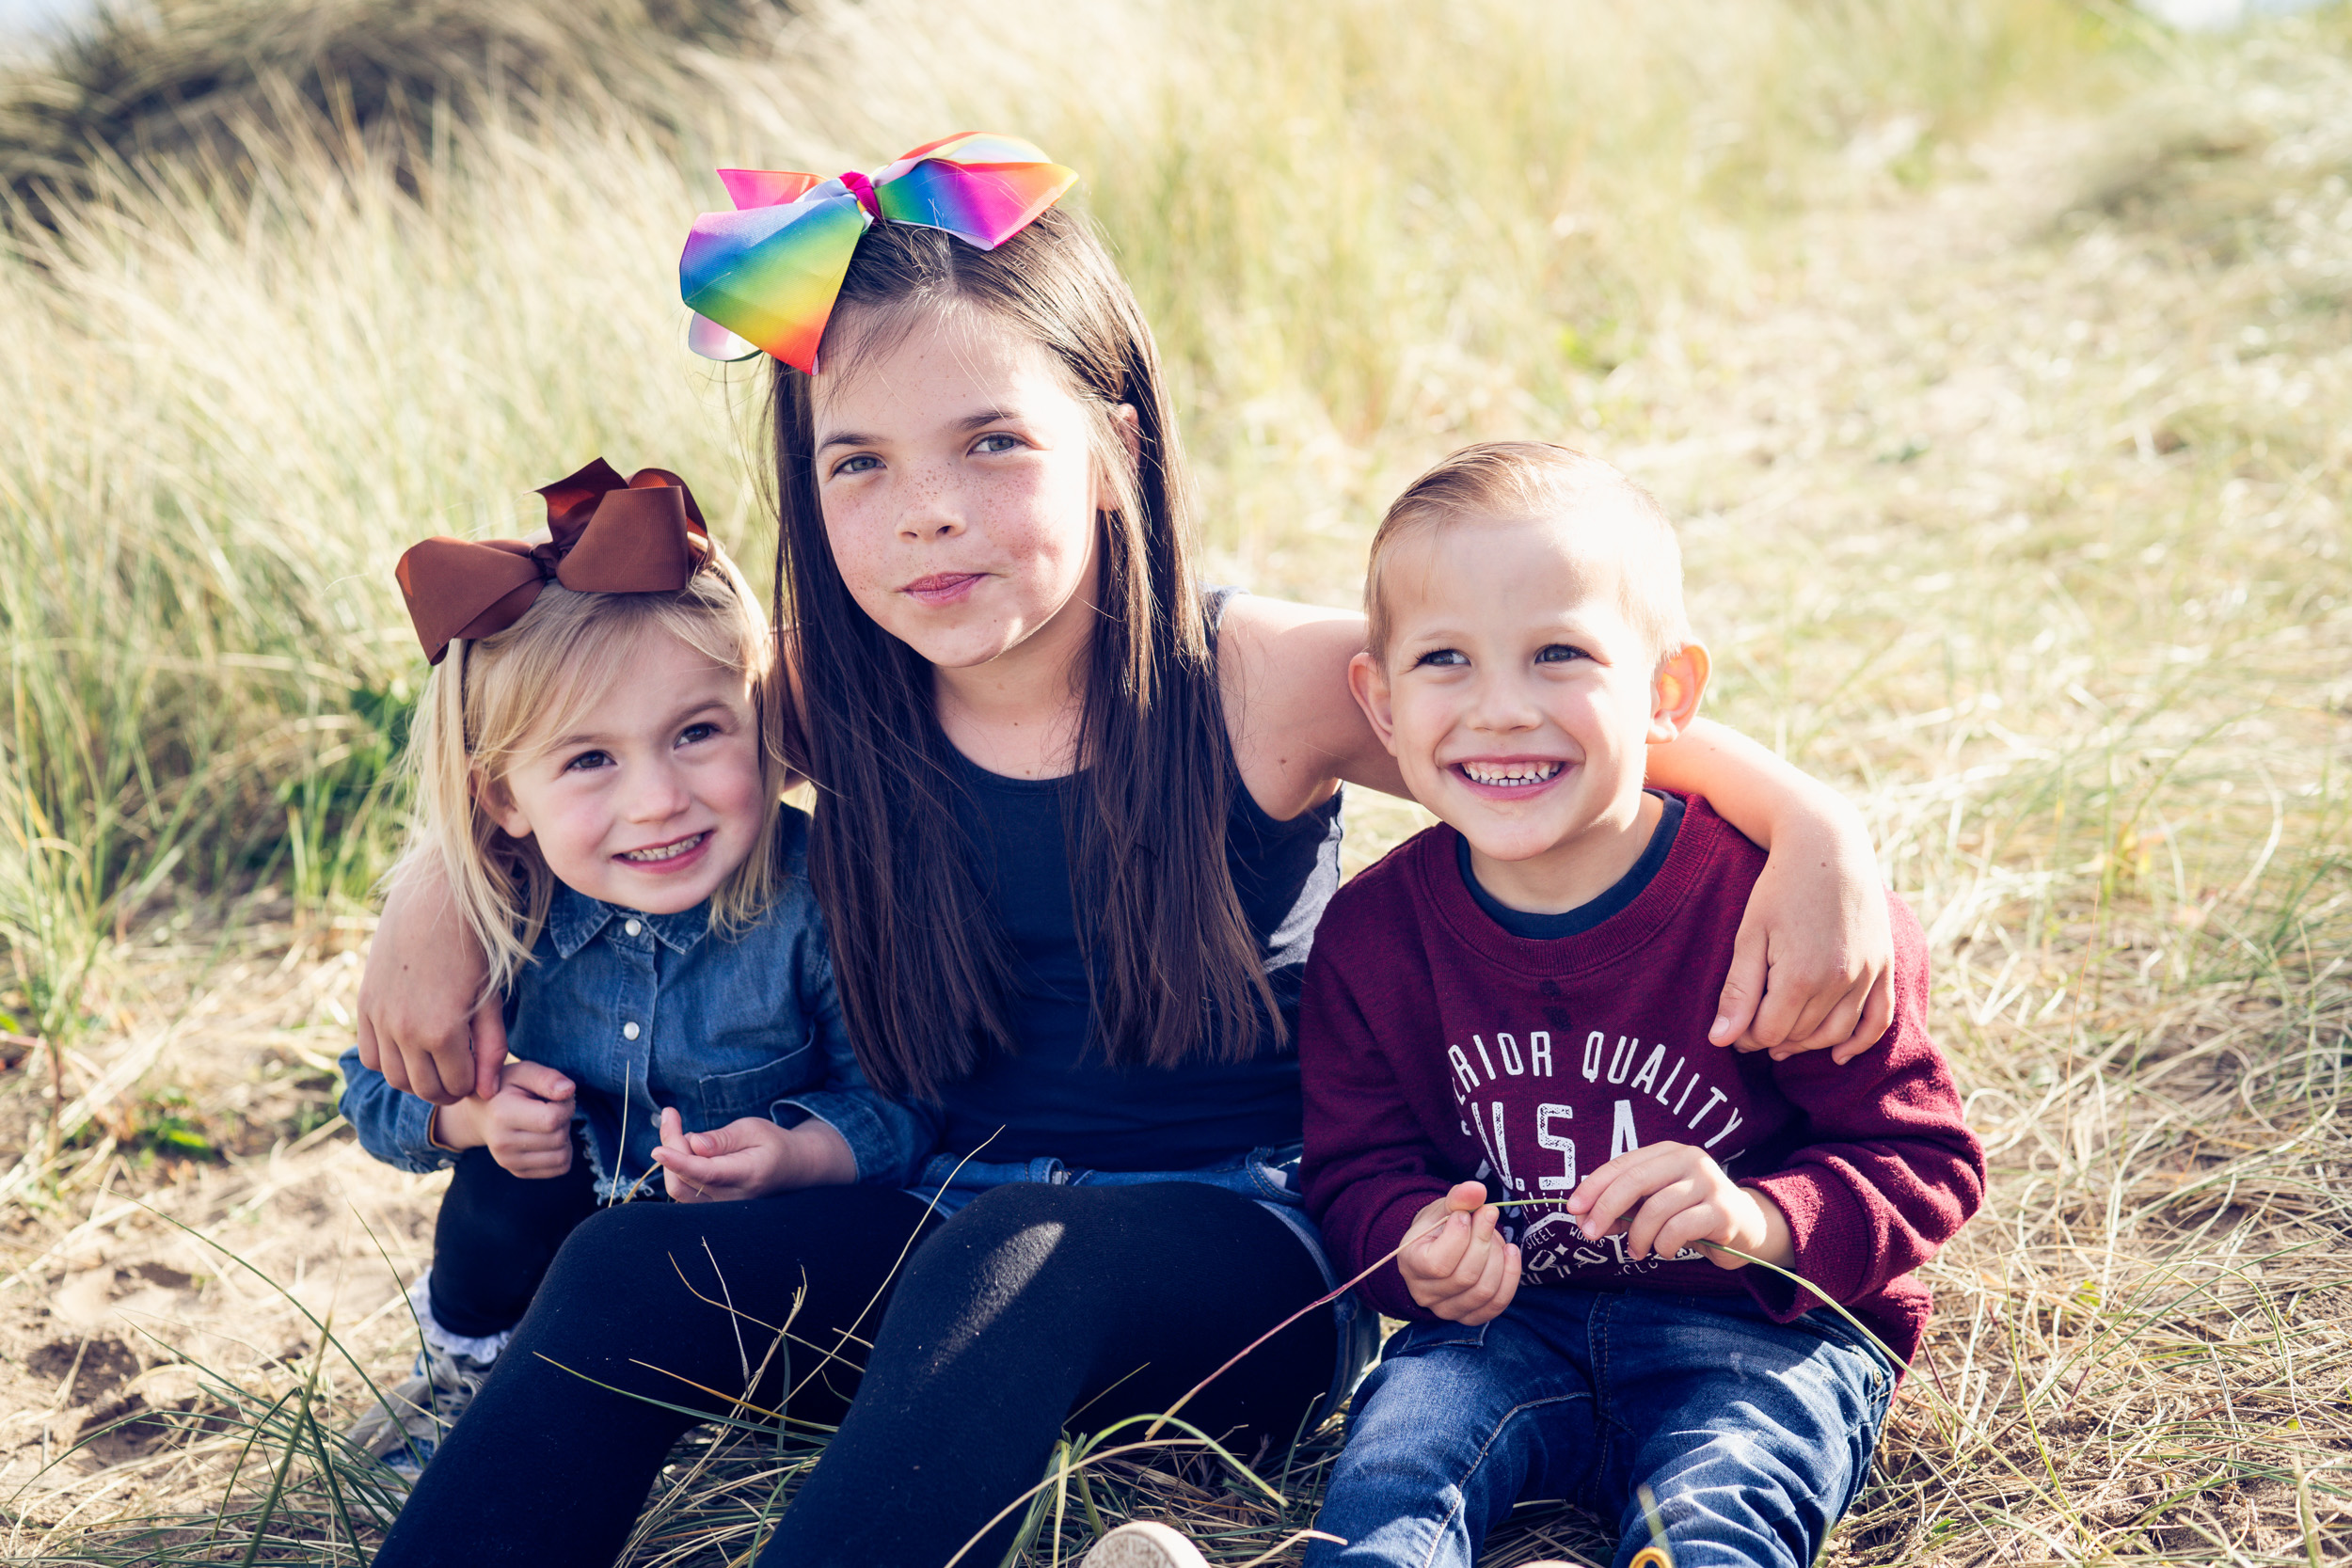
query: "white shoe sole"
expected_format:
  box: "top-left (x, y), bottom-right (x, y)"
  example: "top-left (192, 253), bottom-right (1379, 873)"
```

top-left (1082, 1520), bottom-right (1212, 1568)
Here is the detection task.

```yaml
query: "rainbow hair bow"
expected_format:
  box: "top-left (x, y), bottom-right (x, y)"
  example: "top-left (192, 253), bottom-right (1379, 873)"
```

top-left (678, 133), bottom-right (1077, 374)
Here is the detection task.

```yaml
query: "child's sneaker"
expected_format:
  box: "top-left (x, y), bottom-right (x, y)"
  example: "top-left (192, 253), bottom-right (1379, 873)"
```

top-left (1081, 1522), bottom-right (1211, 1568)
top-left (346, 1340), bottom-right (501, 1480)
top-left (346, 1272), bottom-right (510, 1481)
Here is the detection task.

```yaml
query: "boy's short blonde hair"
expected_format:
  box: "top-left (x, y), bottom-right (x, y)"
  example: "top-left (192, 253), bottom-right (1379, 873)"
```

top-left (1364, 442), bottom-right (1692, 668)
top-left (405, 553), bottom-right (783, 1002)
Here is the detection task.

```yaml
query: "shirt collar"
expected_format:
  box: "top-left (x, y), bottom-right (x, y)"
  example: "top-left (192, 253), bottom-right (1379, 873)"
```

top-left (543, 881), bottom-right (712, 960)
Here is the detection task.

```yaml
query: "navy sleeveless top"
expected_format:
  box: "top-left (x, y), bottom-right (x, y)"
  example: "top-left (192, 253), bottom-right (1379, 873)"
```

top-left (930, 594), bottom-right (1344, 1171)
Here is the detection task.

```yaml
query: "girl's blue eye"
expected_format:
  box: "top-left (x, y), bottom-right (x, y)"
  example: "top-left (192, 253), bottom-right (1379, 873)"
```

top-left (1536, 644), bottom-right (1590, 664)
top-left (833, 453), bottom-right (882, 477)
top-left (973, 433), bottom-right (1023, 455)
top-left (1414, 648), bottom-right (1469, 669)
top-left (564, 751), bottom-right (612, 772)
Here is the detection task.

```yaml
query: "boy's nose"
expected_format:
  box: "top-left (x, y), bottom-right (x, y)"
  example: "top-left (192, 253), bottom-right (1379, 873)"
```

top-left (1466, 673), bottom-right (1543, 733)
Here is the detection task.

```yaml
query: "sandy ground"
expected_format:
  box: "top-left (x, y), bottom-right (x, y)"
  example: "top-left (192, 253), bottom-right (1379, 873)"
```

top-left (0, 940), bottom-right (443, 1513)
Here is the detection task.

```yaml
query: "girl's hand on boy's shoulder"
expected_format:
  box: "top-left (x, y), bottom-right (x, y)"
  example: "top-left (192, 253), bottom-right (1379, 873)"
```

top-left (1398, 1180), bottom-right (1521, 1325)
top-left (1714, 811), bottom-right (1895, 1066)
top-left (1565, 1143), bottom-right (1793, 1272)
top-left (653, 1109), bottom-right (855, 1202)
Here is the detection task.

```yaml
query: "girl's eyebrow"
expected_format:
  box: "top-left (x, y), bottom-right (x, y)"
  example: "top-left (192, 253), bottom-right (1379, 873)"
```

top-left (539, 700), bottom-right (734, 755)
top-left (815, 409), bottom-right (1022, 454)
top-left (661, 698), bottom-right (735, 729)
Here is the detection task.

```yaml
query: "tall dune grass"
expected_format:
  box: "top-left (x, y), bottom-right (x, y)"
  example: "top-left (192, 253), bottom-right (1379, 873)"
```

top-left (0, 0), bottom-right (2106, 1085)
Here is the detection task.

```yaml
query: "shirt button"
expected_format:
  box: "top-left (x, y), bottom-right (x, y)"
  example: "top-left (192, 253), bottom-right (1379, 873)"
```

top-left (622, 1022), bottom-right (641, 1040)
top-left (624, 919), bottom-right (643, 937)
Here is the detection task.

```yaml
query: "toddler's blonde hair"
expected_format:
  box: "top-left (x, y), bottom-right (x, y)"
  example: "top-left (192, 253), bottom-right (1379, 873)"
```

top-left (403, 552), bottom-right (782, 1000)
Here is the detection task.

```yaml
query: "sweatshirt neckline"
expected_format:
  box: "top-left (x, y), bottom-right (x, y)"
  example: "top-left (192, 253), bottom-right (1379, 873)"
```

top-left (1456, 790), bottom-right (1686, 940)
top-left (1412, 792), bottom-right (1729, 977)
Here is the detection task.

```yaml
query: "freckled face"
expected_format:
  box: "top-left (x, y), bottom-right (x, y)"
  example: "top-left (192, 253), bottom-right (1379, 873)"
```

top-left (1360, 515), bottom-right (1670, 868)
top-left (485, 630), bottom-right (766, 914)
top-left (811, 307), bottom-right (1108, 672)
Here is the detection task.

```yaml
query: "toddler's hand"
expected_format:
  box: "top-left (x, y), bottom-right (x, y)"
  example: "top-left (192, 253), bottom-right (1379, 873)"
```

top-left (652, 1109), bottom-right (856, 1202)
top-left (1397, 1180), bottom-right (1520, 1325)
top-left (1565, 1142), bottom-right (1791, 1271)
top-left (471, 1060), bottom-right (576, 1179)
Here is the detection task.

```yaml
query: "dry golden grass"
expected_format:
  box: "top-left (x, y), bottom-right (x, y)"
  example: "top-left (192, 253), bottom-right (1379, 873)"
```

top-left (0, 0), bottom-right (2347, 1563)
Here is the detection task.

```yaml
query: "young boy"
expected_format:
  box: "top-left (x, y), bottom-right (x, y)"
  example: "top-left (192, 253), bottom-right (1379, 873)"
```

top-left (1295, 442), bottom-right (1983, 1568)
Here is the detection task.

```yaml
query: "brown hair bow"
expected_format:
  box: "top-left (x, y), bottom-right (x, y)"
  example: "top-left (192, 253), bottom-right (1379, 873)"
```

top-left (396, 459), bottom-right (716, 664)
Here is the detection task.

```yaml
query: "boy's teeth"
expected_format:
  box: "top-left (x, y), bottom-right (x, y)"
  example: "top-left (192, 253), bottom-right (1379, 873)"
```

top-left (620, 832), bottom-right (707, 863)
top-left (1461, 761), bottom-right (1563, 787)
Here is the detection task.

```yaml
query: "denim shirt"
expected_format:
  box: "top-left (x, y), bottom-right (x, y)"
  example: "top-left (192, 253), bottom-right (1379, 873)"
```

top-left (339, 806), bottom-right (933, 1199)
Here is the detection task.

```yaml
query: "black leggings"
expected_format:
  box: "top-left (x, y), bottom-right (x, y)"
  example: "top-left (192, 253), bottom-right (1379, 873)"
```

top-left (426, 1147), bottom-right (599, 1338)
top-left (375, 1180), bottom-right (1337, 1568)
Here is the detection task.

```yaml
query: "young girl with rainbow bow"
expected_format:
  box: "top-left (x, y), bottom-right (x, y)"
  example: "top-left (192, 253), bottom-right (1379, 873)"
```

top-left (361, 134), bottom-right (1899, 1566)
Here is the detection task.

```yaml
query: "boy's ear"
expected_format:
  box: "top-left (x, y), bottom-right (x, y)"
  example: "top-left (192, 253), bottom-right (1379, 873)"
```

top-left (474, 770), bottom-right (534, 841)
top-left (1347, 650), bottom-right (1403, 757)
top-left (1646, 641), bottom-right (1710, 744)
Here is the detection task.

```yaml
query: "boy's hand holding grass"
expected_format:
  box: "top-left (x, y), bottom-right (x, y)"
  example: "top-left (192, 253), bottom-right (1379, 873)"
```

top-left (427, 1059), bottom-right (577, 1179)
top-left (1400, 1153), bottom-right (1791, 1326)
top-left (1400, 1180), bottom-right (1523, 1324)
top-left (652, 1107), bottom-right (856, 1202)
top-left (1565, 1142), bottom-right (1793, 1271)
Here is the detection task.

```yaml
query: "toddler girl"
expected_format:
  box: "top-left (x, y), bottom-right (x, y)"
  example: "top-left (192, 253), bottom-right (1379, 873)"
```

top-left (336, 458), bottom-right (930, 1477)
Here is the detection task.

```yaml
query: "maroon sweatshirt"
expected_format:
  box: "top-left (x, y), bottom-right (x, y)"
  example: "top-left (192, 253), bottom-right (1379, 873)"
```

top-left (1299, 796), bottom-right (1983, 1367)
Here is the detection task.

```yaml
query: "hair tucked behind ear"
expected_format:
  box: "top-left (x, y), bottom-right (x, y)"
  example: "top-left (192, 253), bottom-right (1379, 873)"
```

top-left (771, 207), bottom-right (1277, 1101)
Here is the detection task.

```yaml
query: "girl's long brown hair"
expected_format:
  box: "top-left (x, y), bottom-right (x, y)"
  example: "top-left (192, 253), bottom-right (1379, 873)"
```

top-left (771, 207), bottom-right (1278, 1102)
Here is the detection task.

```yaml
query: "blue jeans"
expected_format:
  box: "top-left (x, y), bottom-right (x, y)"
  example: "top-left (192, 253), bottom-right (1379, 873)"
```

top-left (1309, 1289), bottom-right (1896, 1568)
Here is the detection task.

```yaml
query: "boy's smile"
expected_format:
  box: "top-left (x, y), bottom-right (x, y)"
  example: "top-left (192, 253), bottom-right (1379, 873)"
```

top-left (1456, 757), bottom-right (1565, 796)
top-left (1349, 511), bottom-right (1708, 916)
